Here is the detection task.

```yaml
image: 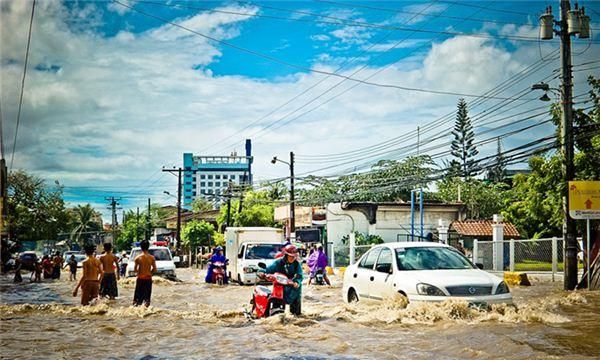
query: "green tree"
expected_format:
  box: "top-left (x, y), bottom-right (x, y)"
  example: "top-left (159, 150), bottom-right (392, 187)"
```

top-left (450, 98), bottom-right (479, 179)
top-left (191, 198), bottom-right (213, 213)
top-left (487, 137), bottom-right (506, 183)
top-left (181, 220), bottom-right (215, 248)
top-left (297, 155), bottom-right (436, 205)
top-left (436, 178), bottom-right (508, 219)
top-left (69, 204), bottom-right (102, 245)
top-left (217, 190), bottom-right (277, 229)
top-left (503, 76), bottom-right (599, 238)
top-left (115, 210), bottom-right (145, 251)
top-left (6, 171), bottom-right (70, 243)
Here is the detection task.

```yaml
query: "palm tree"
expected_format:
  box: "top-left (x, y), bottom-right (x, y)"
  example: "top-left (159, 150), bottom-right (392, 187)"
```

top-left (70, 204), bottom-right (101, 245)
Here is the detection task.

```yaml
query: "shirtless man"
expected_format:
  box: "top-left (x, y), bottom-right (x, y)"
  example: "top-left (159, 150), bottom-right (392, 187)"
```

top-left (99, 243), bottom-right (120, 300)
top-left (133, 240), bottom-right (156, 307)
top-left (73, 245), bottom-right (103, 305)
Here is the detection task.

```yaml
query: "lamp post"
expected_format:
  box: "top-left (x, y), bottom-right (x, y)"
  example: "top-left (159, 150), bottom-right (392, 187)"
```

top-left (271, 152), bottom-right (295, 240)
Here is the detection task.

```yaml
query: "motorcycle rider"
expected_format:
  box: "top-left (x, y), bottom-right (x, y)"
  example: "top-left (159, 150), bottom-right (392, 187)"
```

top-left (307, 245), bottom-right (331, 286)
top-left (205, 246), bottom-right (228, 284)
top-left (261, 244), bottom-right (303, 315)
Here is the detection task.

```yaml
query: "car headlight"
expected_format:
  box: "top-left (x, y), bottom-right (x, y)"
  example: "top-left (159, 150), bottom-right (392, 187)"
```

top-left (495, 281), bottom-right (510, 294)
top-left (243, 266), bottom-right (256, 273)
top-left (416, 283), bottom-right (446, 296)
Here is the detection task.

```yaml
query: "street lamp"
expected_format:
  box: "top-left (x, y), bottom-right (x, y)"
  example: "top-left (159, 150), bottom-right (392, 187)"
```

top-left (271, 152), bottom-right (295, 240)
top-left (531, 82), bottom-right (560, 101)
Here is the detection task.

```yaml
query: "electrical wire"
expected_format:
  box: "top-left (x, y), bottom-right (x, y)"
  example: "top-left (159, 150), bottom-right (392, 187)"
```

top-left (112, 1), bottom-right (574, 98)
top-left (10, 0), bottom-right (35, 171)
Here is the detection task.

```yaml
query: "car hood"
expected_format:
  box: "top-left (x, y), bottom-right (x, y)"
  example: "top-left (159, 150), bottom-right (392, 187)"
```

top-left (402, 269), bottom-right (500, 290)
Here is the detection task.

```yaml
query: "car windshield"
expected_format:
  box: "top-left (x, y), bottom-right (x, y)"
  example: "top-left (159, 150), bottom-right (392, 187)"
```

top-left (395, 247), bottom-right (474, 270)
top-left (245, 244), bottom-right (283, 260)
top-left (130, 248), bottom-right (172, 261)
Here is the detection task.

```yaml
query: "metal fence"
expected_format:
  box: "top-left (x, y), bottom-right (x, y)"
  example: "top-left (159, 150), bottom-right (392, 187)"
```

top-left (473, 237), bottom-right (570, 281)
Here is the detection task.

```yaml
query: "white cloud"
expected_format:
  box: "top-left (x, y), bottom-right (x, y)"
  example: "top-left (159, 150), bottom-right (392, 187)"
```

top-left (2, 0), bottom-right (598, 217)
top-left (107, 0), bottom-right (132, 16)
top-left (311, 34), bottom-right (330, 41)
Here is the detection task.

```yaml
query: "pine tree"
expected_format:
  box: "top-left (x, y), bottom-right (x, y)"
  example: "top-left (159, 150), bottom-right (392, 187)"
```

top-left (450, 98), bottom-right (479, 179)
top-left (487, 137), bottom-right (506, 182)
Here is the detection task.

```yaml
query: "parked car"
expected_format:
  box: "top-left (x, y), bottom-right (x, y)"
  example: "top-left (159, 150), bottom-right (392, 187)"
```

top-left (342, 242), bottom-right (512, 307)
top-left (126, 246), bottom-right (178, 279)
top-left (19, 251), bottom-right (40, 271)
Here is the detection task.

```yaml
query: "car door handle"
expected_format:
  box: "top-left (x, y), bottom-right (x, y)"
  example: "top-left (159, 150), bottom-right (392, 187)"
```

top-left (370, 276), bottom-right (374, 281)
top-left (353, 273), bottom-right (357, 278)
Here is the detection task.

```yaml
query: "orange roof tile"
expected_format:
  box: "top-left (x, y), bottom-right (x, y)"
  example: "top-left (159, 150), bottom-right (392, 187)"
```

top-left (450, 220), bottom-right (520, 238)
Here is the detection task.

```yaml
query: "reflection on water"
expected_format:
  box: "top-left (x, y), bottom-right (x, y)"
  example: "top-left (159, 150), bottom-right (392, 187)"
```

top-left (1, 269), bottom-right (599, 359)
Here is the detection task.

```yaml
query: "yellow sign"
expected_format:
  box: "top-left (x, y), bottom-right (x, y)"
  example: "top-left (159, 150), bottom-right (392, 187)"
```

top-left (569, 181), bottom-right (600, 219)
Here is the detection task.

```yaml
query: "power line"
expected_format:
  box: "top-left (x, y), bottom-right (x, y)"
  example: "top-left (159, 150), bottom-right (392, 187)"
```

top-left (196, 1), bottom-right (445, 154)
top-left (112, 1), bottom-right (555, 99)
top-left (10, 0), bottom-right (36, 172)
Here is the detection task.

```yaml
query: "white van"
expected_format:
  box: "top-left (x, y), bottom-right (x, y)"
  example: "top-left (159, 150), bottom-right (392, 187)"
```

top-left (225, 227), bottom-right (285, 285)
top-left (126, 246), bottom-right (178, 279)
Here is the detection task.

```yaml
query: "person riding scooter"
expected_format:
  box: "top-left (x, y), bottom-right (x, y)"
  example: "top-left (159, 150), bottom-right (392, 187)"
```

top-left (307, 245), bottom-right (330, 286)
top-left (205, 246), bottom-right (228, 284)
top-left (259, 244), bottom-right (303, 315)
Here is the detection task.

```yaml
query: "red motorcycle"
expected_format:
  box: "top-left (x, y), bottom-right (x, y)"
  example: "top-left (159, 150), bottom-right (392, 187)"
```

top-left (248, 263), bottom-right (295, 319)
top-left (211, 261), bottom-right (226, 285)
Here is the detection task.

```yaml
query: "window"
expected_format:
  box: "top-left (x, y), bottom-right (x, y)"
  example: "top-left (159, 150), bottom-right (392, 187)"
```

top-left (207, 189), bottom-right (213, 194)
top-left (200, 190), bottom-right (205, 195)
top-left (215, 182), bottom-right (221, 187)
top-left (358, 248), bottom-right (381, 269)
top-left (230, 175), bottom-right (236, 180)
top-left (222, 175), bottom-right (228, 180)
top-left (200, 182), bottom-right (205, 187)
top-left (200, 175), bottom-right (206, 179)
top-left (216, 175), bottom-right (221, 179)
top-left (375, 248), bottom-right (393, 273)
top-left (395, 247), bottom-right (474, 271)
top-left (192, 185), bottom-right (196, 189)
top-left (208, 182), bottom-right (213, 187)
top-left (208, 175), bottom-right (213, 180)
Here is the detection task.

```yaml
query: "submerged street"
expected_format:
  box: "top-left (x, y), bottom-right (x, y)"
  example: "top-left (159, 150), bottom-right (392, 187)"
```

top-left (1, 269), bottom-right (599, 359)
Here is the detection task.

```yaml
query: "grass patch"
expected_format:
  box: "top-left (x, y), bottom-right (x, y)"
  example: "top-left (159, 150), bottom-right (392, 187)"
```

top-left (515, 260), bottom-right (583, 271)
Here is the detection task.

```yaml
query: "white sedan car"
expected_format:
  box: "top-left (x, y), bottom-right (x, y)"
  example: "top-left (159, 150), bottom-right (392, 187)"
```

top-left (342, 242), bottom-right (512, 306)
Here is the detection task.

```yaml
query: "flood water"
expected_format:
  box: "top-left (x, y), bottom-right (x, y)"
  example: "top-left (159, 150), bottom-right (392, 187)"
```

top-left (1, 268), bottom-right (599, 360)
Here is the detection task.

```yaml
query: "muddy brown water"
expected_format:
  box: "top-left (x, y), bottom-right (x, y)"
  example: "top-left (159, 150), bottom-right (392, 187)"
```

top-left (1, 269), bottom-right (599, 359)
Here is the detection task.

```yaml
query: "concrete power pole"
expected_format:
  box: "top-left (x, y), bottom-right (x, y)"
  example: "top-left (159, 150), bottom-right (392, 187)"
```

top-left (538, 0), bottom-right (591, 289)
top-left (105, 197), bottom-right (121, 245)
top-left (163, 167), bottom-right (186, 252)
top-left (559, 0), bottom-right (577, 291)
top-left (289, 151), bottom-right (295, 238)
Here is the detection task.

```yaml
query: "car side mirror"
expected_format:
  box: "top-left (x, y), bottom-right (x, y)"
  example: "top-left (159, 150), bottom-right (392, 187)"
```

top-left (237, 253), bottom-right (243, 259)
top-left (173, 256), bottom-right (180, 263)
top-left (475, 263), bottom-right (484, 270)
top-left (257, 262), bottom-right (266, 269)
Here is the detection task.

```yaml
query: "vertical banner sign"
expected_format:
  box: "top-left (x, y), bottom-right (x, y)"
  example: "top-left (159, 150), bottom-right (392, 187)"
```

top-left (568, 181), bottom-right (600, 289)
top-left (568, 181), bottom-right (600, 220)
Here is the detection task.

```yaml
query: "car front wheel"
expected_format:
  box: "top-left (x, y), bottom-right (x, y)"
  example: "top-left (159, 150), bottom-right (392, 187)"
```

top-left (348, 288), bottom-right (359, 303)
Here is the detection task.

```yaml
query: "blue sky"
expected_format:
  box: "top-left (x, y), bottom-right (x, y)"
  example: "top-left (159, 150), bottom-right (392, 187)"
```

top-left (1, 0), bottom-right (599, 221)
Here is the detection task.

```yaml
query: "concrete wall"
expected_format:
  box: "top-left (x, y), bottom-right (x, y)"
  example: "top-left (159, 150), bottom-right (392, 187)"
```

top-left (326, 203), bottom-right (465, 246)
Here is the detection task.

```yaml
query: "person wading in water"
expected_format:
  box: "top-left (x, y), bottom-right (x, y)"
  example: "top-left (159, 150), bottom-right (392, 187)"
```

top-left (133, 240), bottom-right (156, 307)
top-left (99, 243), bottom-right (120, 300)
top-left (73, 245), bottom-right (103, 306)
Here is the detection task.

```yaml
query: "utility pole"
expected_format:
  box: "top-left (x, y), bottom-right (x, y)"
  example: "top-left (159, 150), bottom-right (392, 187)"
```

top-left (538, 0), bottom-right (591, 290)
top-left (271, 152), bottom-right (295, 240)
top-left (560, 0), bottom-right (577, 290)
top-left (146, 198), bottom-right (151, 241)
top-left (136, 207), bottom-right (140, 243)
top-left (226, 184), bottom-right (232, 230)
top-left (105, 197), bottom-right (121, 245)
top-left (163, 167), bottom-right (185, 252)
top-left (289, 151), bottom-right (295, 238)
